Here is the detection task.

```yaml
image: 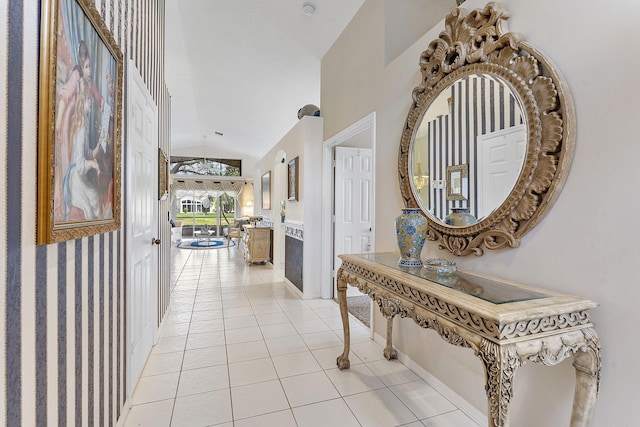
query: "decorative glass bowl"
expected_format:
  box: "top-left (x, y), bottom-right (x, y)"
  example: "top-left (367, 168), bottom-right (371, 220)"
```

top-left (424, 258), bottom-right (457, 274)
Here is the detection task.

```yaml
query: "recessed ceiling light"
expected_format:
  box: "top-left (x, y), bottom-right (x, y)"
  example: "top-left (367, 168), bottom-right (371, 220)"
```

top-left (302, 2), bottom-right (315, 16)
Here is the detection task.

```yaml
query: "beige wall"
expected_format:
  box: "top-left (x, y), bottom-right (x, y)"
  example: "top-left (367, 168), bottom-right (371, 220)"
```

top-left (321, 0), bottom-right (640, 424)
top-left (238, 182), bottom-right (255, 217)
top-left (254, 116), bottom-right (323, 224)
top-left (254, 116), bottom-right (324, 298)
top-left (321, 0), bottom-right (385, 142)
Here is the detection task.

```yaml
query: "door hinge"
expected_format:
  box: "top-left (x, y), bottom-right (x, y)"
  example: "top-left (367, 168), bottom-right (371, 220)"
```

top-left (332, 159), bottom-right (336, 168)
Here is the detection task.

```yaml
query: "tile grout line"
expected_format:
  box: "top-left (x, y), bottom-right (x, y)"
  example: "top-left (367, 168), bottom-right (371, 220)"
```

top-left (153, 247), bottom-right (475, 427)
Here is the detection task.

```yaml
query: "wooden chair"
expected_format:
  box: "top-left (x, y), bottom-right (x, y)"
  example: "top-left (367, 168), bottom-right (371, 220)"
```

top-left (225, 225), bottom-right (243, 247)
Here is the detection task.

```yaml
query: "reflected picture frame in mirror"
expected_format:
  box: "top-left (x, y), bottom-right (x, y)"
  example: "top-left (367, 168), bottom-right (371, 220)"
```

top-left (446, 164), bottom-right (468, 201)
top-left (398, 2), bottom-right (575, 256)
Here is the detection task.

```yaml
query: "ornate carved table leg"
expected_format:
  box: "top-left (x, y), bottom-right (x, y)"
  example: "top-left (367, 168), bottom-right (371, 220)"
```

top-left (384, 315), bottom-right (397, 360)
top-left (336, 268), bottom-right (351, 370)
top-left (478, 340), bottom-right (520, 427)
top-left (374, 296), bottom-right (401, 360)
top-left (570, 328), bottom-right (601, 427)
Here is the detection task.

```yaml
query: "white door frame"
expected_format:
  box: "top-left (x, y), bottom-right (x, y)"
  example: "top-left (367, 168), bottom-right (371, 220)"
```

top-left (321, 112), bottom-right (376, 299)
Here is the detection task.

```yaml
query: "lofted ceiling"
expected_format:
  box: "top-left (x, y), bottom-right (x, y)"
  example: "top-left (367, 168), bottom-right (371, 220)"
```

top-left (165, 0), bottom-right (365, 168)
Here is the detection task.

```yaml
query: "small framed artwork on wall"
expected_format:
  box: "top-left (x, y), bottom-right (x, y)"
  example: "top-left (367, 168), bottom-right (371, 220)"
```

top-left (261, 171), bottom-right (271, 210)
top-left (288, 156), bottom-right (299, 201)
top-left (158, 148), bottom-right (169, 201)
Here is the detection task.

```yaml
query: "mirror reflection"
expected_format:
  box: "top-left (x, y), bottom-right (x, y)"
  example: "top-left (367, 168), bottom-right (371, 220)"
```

top-left (411, 73), bottom-right (527, 227)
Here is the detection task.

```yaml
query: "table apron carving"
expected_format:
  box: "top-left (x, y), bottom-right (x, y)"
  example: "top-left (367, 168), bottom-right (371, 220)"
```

top-left (335, 255), bottom-right (601, 427)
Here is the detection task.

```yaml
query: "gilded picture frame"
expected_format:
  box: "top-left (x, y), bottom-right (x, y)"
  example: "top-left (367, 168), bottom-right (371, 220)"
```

top-left (261, 171), bottom-right (271, 210)
top-left (446, 164), bottom-right (468, 201)
top-left (159, 148), bottom-right (169, 201)
top-left (37, 0), bottom-right (123, 244)
top-left (287, 156), bottom-right (299, 201)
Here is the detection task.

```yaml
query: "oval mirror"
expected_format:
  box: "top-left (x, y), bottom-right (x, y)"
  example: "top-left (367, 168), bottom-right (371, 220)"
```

top-left (398, 3), bottom-right (575, 256)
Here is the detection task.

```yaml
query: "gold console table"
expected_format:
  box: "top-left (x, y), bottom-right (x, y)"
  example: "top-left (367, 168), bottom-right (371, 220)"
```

top-left (336, 253), bottom-right (601, 427)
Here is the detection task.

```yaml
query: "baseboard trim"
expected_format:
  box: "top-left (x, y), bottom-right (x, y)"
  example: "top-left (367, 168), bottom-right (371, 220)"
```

top-left (115, 398), bottom-right (131, 427)
top-left (373, 332), bottom-right (487, 425)
top-left (283, 277), bottom-right (304, 299)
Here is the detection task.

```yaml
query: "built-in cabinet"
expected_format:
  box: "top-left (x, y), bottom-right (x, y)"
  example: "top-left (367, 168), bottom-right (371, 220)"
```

top-left (285, 223), bottom-right (304, 292)
top-left (243, 226), bottom-right (272, 264)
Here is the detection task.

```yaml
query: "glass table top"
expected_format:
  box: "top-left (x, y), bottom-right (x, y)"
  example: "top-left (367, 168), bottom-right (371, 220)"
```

top-left (355, 253), bottom-right (548, 304)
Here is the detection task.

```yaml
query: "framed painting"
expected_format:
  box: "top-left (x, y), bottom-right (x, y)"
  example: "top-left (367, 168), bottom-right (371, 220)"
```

top-left (287, 156), bottom-right (299, 201)
top-left (446, 164), bottom-right (469, 201)
top-left (37, 0), bottom-right (123, 244)
top-left (261, 171), bottom-right (271, 210)
top-left (159, 148), bottom-right (169, 201)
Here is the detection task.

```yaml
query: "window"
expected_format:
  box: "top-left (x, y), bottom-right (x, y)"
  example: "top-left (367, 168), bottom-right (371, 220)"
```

top-left (180, 198), bottom-right (202, 213)
top-left (170, 156), bottom-right (241, 176)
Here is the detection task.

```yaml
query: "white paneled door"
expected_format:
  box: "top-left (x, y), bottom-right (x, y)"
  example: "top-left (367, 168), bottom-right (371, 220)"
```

top-left (127, 62), bottom-right (159, 395)
top-left (476, 124), bottom-right (526, 218)
top-left (333, 147), bottom-right (373, 297)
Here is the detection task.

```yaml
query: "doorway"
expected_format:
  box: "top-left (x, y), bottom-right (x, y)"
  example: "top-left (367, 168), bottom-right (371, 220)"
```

top-left (176, 192), bottom-right (237, 239)
top-left (333, 146), bottom-right (373, 298)
top-left (126, 62), bottom-right (159, 397)
top-left (321, 113), bottom-right (376, 327)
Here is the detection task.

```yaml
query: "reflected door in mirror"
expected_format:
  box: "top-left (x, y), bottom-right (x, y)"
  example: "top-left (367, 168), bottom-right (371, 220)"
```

top-left (476, 125), bottom-right (526, 218)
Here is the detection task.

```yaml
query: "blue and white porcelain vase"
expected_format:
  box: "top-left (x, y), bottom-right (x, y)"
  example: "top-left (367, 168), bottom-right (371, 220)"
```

top-left (444, 207), bottom-right (477, 226)
top-left (395, 208), bottom-right (428, 267)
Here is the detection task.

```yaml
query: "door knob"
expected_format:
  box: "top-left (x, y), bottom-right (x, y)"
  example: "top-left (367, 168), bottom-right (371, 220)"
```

top-left (151, 238), bottom-right (161, 245)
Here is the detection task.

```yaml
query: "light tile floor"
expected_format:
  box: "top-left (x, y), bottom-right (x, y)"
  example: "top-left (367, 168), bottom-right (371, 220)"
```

top-left (124, 244), bottom-right (479, 427)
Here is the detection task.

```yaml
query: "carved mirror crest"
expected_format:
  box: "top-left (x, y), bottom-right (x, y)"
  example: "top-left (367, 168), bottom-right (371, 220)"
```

top-left (398, 2), bottom-right (575, 256)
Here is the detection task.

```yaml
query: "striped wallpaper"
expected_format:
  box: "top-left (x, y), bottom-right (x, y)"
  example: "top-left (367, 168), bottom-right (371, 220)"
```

top-left (1, 0), bottom-right (171, 425)
top-left (419, 74), bottom-right (524, 220)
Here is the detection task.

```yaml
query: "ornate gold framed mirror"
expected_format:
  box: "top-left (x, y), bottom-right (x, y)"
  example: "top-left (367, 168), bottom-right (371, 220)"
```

top-left (398, 2), bottom-right (575, 256)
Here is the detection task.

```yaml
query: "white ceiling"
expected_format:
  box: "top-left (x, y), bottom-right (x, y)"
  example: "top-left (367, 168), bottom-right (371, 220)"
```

top-left (165, 0), bottom-right (365, 165)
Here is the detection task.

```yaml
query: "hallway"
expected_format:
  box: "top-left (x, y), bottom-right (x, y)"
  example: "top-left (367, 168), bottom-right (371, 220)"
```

top-left (124, 244), bottom-right (479, 426)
